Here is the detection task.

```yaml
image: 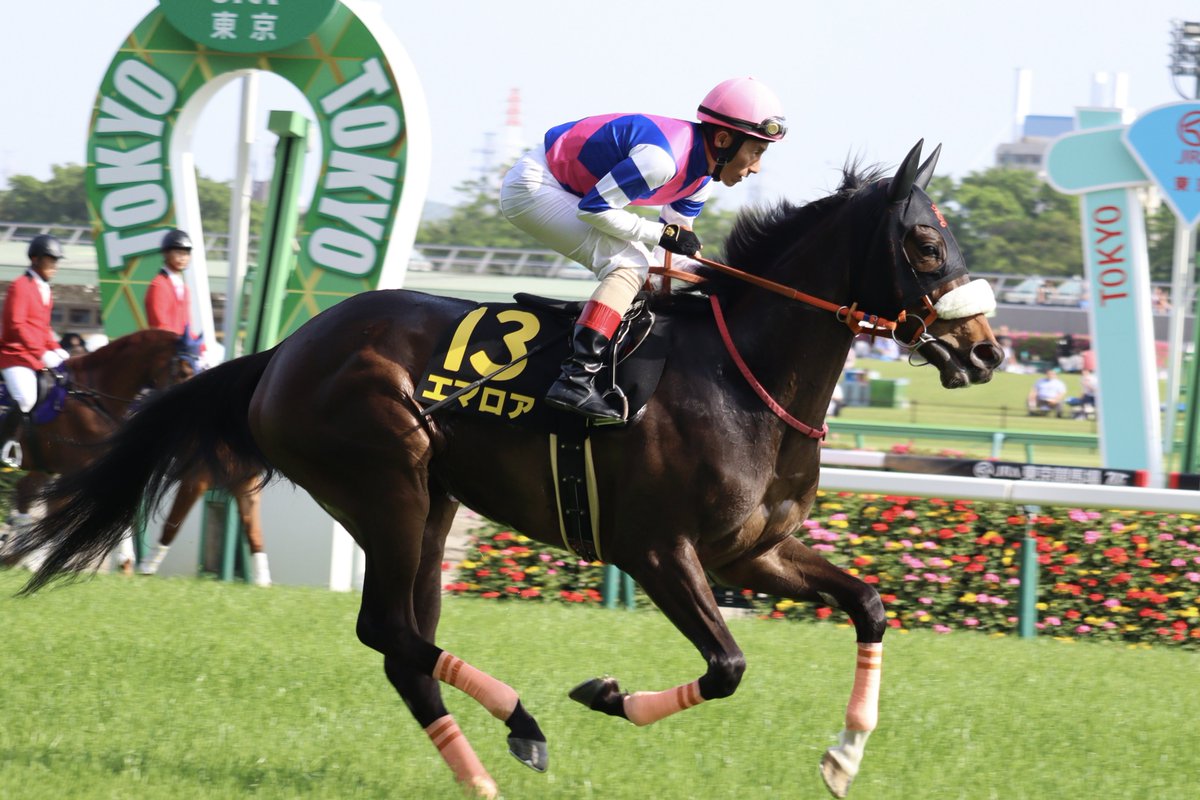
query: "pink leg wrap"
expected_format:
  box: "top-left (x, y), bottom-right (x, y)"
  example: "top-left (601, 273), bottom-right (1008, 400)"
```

top-left (845, 643), bottom-right (883, 731)
top-left (622, 679), bottom-right (704, 727)
top-left (425, 715), bottom-right (498, 798)
top-left (433, 652), bottom-right (519, 721)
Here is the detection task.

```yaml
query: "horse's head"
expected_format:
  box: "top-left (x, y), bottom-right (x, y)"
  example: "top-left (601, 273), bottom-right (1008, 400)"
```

top-left (852, 140), bottom-right (1003, 387)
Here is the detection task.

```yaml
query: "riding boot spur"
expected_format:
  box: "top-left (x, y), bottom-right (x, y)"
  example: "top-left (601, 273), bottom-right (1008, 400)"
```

top-left (544, 300), bottom-right (624, 423)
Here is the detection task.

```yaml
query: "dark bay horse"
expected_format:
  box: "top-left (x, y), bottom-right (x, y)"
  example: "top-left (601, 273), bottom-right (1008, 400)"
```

top-left (11, 141), bottom-right (1003, 798)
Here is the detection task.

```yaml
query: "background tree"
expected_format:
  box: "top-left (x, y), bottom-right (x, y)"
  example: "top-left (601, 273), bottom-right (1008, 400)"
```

top-left (0, 164), bottom-right (88, 223)
top-left (928, 168), bottom-right (1081, 276)
top-left (0, 162), bottom-right (264, 234)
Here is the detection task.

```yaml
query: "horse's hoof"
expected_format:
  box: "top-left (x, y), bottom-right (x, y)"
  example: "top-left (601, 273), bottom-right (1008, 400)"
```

top-left (464, 775), bottom-right (499, 798)
top-left (507, 735), bottom-right (548, 772)
top-left (568, 676), bottom-right (625, 716)
top-left (820, 750), bottom-right (853, 798)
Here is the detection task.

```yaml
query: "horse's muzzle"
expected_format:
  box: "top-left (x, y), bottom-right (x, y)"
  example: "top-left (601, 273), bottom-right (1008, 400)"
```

top-left (918, 339), bottom-right (1001, 388)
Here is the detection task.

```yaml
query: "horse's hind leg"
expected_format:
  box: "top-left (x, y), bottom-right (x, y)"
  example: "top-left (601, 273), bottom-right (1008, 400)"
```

top-left (349, 475), bottom-right (546, 798)
top-left (710, 535), bottom-right (886, 799)
top-left (572, 538), bottom-right (745, 727)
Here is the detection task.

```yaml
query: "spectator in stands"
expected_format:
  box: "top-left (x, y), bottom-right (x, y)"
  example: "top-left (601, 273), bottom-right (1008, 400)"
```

top-left (1027, 368), bottom-right (1068, 417)
top-left (1073, 368), bottom-right (1098, 420)
top-left (59, 332), bottom-right (87, 357)
top-left (1153, 286), bottom-right (1171, 313)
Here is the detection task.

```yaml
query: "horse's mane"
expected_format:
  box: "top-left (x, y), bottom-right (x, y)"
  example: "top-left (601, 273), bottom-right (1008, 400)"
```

top-left (684, 160), bottom-right (889, 302)
top-left (77, 329), bottom-right (174, 369)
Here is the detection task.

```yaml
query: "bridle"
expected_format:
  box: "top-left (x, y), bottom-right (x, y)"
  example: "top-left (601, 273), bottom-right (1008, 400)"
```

top-left (647, 245), bottom-right (995, 438)
top-left (650, 253), bottom-right (948, 348)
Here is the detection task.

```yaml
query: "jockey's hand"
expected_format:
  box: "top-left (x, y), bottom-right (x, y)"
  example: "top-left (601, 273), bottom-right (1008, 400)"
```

top-left (42, 349), bottom-right (68, 368)
top-left (659, 224), bottom-right (702, 257)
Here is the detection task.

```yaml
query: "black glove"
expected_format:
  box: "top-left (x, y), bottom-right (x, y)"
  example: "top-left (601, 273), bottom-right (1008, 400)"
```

top-left (658, 224), bottom-right (702, 257)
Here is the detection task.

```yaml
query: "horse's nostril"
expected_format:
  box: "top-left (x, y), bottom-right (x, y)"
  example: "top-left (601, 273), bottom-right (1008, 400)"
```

top-left (970, 342), bottom-right (1004, 370)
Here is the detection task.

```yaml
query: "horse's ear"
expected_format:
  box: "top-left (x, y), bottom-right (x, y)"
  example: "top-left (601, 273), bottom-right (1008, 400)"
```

top-left (914, 143), bottom-right (942, 191)
top-left (888, 139), bottom-right (924, 203)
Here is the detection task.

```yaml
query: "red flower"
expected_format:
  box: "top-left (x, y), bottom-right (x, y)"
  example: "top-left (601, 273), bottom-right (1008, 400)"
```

top-left (481, 591), bottom-right (500, 599)
top-left (816, 607), bottom-right (834, 619)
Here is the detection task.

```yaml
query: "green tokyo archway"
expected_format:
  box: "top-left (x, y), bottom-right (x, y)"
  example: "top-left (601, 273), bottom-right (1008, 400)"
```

top-left (86, 0), bottom-right (429, 345)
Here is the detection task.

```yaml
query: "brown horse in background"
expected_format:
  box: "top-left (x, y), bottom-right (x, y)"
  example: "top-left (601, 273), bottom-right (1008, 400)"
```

top-left (2, 329), bottom-right (196, 565)
top-left (2, 329), bottom-right (267, 582)
top-left (10, 141), bottom-right (1003, 798)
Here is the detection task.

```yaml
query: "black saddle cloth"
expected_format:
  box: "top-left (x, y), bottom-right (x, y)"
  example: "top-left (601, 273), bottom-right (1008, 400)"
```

top-left (414, 293), bottom-right (669, 432)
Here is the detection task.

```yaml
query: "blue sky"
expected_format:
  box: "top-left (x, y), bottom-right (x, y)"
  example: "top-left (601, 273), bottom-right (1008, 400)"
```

top-left (4, 0), bottom-right (1199, 211)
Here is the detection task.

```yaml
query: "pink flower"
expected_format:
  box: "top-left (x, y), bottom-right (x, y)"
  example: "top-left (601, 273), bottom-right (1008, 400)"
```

top-left (1185, 572), bottom-right (1200, 583)
top-left (1083, 531), bottom-right (1101, 545)
top-left (964, 618), bottom-right (979, 626)
top-left (539, 553), bottom-right (552, 562)
top-left (1103, 598), bottom-right (1120, 608)
top-left (1075, 625), bottom-right (1092, 634)
top-left (1045, 616), bottom-right (1061, 626)
top-left (933, 625), bottom-right (951, 634)
top-left (918, 597), bottom-right (933, 604)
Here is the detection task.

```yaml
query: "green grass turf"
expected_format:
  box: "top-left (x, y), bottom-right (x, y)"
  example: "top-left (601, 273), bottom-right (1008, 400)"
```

top-left (0, 571), bottom-right (1195, 799)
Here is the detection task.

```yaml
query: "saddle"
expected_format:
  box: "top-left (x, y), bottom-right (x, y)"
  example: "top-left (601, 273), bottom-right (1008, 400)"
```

top-left (0, 366), bottom-right (69, 426)
top-left (414, 292), bottom-right (669, 433)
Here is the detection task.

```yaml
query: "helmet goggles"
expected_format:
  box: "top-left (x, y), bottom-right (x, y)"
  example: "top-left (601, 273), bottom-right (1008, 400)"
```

top-left (697, 105), bottom-right (787, 140)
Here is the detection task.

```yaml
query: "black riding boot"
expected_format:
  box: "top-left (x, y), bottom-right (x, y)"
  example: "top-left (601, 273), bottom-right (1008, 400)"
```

top-left (0, 407), bottom-right (25, 469)
top-left (544, 325), bottom-right (624, 423)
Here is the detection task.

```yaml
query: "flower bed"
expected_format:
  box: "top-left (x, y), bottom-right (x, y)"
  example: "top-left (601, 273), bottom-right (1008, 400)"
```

top-left (447, 492), bottom-right (1200, 649)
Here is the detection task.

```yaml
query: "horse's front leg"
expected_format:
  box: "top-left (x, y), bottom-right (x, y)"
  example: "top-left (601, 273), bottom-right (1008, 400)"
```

top-left (571, 537), bottom-right (745, 726)
top-left (231, 477), bottom-right (269, 586)
top-left (711, 535), bottom-right (886, 799)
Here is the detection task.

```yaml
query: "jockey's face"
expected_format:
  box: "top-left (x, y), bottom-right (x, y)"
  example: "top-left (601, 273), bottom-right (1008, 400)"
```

top-left (164, 248), bottom-right (191, 273)
top-left (31, 254), bottom-right (60, 282)
top-left (715, 133), bottom-right (770, 188)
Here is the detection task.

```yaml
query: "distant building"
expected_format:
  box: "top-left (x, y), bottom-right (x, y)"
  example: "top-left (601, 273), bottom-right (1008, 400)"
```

top-left (995, 114), bottom-right (1075, 173)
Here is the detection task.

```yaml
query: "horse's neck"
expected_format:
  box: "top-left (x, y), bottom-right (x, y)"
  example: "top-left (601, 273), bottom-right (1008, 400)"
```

top-left (81, 347), bottom-right (159, 400)
top-left (719, 298), bottom-right (853, 431)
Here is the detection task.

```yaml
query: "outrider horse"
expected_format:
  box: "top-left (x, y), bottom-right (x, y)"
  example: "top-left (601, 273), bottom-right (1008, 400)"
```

top-left (2, 329), bottom-right (197, 563)
top-left (11, 142), bottom-right (1003, 798)
top-left (2, 330), bottom-right (267, 582)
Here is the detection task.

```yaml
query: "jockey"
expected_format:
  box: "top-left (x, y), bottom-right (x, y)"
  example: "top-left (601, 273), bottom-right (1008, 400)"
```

top-left (145, 228), bottom-right (192, 334)
top-left (0, 234), bottom-right (70, 467)
top-left (500, 76), bottom-right (786, 423)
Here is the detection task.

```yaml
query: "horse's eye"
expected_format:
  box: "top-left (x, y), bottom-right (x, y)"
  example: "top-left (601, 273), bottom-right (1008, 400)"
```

top-left (920, 244), bottom-right (940, 258)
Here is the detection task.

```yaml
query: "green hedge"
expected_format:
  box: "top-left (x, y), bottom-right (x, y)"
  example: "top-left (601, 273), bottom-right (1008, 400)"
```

top-left (446, 492), bottom-right (1200, 649)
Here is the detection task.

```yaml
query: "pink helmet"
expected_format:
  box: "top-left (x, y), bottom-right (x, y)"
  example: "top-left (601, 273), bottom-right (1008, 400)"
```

top-left (697, 77), bottom-right (787, 142)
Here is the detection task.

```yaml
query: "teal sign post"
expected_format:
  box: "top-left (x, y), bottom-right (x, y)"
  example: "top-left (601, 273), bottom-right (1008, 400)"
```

top-left (1046, 109), bottom-right (1162, 481)
top-left (1123, 102), bottom-right (1200, 472)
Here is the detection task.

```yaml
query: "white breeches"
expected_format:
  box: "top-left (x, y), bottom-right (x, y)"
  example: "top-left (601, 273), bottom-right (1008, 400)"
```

top-left (500, 146), bottom-right (653, 283)
top-left (2, 366), bottom-right (37, 412)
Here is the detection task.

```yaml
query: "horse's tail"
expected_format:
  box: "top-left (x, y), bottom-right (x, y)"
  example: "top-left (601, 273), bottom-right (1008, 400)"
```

top-left (12, 348), bottom-right (278, 595)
